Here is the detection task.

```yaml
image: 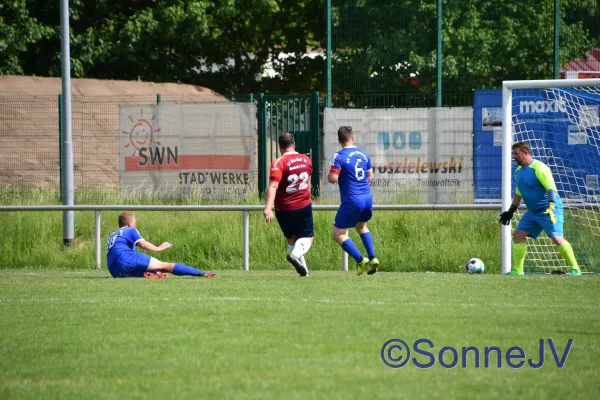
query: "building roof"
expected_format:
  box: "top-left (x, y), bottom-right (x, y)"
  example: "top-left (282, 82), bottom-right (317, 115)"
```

top-left (561, 48), bottom-right (600, 72)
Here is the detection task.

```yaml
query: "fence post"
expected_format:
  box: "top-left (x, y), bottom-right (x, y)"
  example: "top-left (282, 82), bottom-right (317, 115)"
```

top-left (310, 91), bottom-right (321, 198)
top-left (553, 0), bottom-right (560, 79)
top-left (60, 0), bottom-right (75, 247)
top-left (326, 0), bottom-right (332, 108)
top-left (58, 94), bottom-right (63, 201)
top-left (257, 93), bottom-right (267, 199)
top-left (243, 210), bottom-right (250, 271)
top-left (436, 0), bottom-right (442, 107)
top-left (157, 93), bottom-right (162, 105)
top-left (341, 250), bottom-right (348, 272)
top-left (95, 210), bottom-right (101, 269)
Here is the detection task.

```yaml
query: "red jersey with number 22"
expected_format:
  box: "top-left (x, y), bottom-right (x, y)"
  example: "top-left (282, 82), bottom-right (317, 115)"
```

top-left (269, 152), bottom-right (313, 211)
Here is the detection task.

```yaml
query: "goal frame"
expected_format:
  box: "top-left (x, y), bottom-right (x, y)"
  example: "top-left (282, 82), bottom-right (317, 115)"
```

top-left (501, 78), bottom-right (600, 274)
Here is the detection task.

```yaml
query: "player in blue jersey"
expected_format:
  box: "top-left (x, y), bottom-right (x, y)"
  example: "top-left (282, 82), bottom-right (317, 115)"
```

top-left (327, 126), bottom-right (379, 276)
top-left (499, 141), bottom-right (581, 276)
top-left (106, 212), bottom-right (216, 278)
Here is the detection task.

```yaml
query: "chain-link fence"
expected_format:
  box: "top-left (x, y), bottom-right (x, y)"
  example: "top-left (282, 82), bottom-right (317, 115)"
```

top-left (0, 93), bottom-right (254, 201)
top-left (330, 0), bottom-right (600, 108)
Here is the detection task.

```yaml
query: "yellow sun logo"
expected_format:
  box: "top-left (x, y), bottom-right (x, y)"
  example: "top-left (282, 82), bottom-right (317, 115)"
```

top-left (121, 109), bottom-right (161, 156)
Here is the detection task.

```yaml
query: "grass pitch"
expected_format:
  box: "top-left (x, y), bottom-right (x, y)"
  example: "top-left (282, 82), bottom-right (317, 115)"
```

top-left (0, 270), bottom-right (598, 399)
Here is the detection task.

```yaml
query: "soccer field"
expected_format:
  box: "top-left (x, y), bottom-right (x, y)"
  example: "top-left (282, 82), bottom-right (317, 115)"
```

top-left (0, 270), bottom-right (598, 399)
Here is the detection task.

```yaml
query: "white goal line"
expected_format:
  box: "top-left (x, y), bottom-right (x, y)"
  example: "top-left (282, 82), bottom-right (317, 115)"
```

top-left (1, 296), bottom-right (599, 310)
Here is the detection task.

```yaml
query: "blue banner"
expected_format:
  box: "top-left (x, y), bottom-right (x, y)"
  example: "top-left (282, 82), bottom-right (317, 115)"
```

top-left (473, 89), bottom-right (503, 201)
top-left (474, 88), bottom-right (600, 203)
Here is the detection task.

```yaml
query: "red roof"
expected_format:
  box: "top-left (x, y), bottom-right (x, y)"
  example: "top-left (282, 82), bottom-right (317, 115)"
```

top-left (561, 48), bottom-right (600, 72)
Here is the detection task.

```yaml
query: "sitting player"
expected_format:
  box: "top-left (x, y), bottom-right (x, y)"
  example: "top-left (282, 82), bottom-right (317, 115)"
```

top-left (106, 212), bottom-right (215, 278)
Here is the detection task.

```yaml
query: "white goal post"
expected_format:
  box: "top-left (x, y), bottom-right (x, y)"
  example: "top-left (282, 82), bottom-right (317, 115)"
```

top-left (502, 78), bottom-right (600, 274)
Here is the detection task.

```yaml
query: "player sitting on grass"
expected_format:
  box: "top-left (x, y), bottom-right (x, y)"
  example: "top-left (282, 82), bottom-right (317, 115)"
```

top-left (499, 141), bottom-right (581, 277)
top-left (106, 212), bottom-right (215, 279)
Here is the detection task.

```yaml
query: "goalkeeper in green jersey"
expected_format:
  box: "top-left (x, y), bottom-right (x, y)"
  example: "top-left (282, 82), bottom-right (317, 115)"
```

top-left (499, 141), bottom-right (582, 276)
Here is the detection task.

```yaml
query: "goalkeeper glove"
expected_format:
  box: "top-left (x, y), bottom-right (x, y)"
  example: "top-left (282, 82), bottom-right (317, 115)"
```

top-left (543, 202), bottom-right (557, 224)
top-left (499, 204), bottom-right (518, 225)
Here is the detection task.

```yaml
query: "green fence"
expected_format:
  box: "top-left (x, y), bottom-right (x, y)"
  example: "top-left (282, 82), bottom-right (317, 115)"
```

top-left (328, 0), bottom-right (600, 108)
top-left (1, 92), bottom-right (325, 202)
top-left (257, 92), bottom-right (321, 198)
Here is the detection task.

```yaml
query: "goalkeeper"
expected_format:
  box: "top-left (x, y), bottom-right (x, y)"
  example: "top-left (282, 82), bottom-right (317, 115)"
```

top-left (499, 141), bottom-right (581, 276)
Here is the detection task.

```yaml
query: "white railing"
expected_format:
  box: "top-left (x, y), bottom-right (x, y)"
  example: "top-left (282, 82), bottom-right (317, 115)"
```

top-left (0, 204), bottom-right (501, 271)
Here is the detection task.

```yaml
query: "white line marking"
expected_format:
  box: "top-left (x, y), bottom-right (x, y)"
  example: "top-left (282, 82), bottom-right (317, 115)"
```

top-left (0, 296), bottom-right (598, 310)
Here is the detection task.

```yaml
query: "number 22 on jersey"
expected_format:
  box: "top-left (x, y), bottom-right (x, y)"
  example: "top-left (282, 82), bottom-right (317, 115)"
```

top-left (286, 172), bottom-right (309, 193)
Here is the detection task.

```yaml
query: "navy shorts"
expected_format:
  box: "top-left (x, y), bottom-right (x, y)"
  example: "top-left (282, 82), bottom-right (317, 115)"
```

top-left (107, 251), bottom-right (152, 278)
top-left (275, 204), bottom-right (314, 239)
top-left (334, 196), bottom-right (373, 229)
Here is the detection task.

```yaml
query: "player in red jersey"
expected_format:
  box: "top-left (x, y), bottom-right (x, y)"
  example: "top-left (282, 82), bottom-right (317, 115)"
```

top-left (263, 133), bottom-right (314, 277)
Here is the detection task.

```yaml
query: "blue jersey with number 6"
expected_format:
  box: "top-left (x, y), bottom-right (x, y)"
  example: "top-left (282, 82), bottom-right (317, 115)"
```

top-left (330, 146), bottom-right (372, 203)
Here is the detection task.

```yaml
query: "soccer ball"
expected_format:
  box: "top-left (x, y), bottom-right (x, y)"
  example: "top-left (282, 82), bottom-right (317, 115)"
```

top-left (466, 258), bottom-right (485, 274)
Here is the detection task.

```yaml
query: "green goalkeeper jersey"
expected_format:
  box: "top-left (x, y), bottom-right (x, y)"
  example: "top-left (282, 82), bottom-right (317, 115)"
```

top-left (514, 159), bottom-right (562, 214)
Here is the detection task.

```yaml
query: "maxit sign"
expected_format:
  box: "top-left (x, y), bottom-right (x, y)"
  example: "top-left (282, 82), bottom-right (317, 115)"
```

top-left (473, 88), bottom-right (600, 203)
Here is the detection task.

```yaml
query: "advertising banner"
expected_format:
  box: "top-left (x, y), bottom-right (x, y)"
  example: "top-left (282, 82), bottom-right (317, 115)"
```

top-left (322, 108), bottom-right (474, 203)
top-left (119, 103), bottom-right (256, 199)
top-left (473, 88), bottom-right (600, 203)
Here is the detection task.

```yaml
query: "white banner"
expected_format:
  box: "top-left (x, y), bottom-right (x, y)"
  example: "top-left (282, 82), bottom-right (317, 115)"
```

top-left (322, 107), bottom-right (474, 203)
top-left (119, 103), bottom-right (256, 199)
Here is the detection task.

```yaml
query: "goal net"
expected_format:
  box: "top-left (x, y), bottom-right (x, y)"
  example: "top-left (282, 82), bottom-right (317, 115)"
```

top-left (502, 79), bottom-right (600, 274)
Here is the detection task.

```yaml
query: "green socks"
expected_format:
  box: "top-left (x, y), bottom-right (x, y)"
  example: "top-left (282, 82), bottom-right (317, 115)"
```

top-left (512, 242), bottom-right (527, 273)
top-left (557, 240), bottom-right (580, 270)
top-left (512, 240), bottom-right (580, 274)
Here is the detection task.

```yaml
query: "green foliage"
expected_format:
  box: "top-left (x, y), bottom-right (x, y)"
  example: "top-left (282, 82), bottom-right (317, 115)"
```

top-left (1, 1), bottom-right (598, 103)
top-left (332, 0), bottom-right (600, 107)
top-left (0, 0), bottom-right (53, 74)
top-left (0, 0), bottom-right (326, 96)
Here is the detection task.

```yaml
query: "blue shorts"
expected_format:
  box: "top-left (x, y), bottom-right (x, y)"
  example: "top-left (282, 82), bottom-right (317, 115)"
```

top-left (107, 251), bottom-right (152, 278)
top-left (275, 204), bottom-right (314, 239)
top-left (516, 208), bottom-right (564, 239)
top-left (334, 196), bottom-right (373, 229)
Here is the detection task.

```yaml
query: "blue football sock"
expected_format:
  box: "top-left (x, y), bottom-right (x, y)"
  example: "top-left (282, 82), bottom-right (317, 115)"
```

top-left (341, 238), bottom-right (364, 263)
top-left (173, 263), bottom-right (203, 277)
top-left (360, 231), bottom-right (376, 260)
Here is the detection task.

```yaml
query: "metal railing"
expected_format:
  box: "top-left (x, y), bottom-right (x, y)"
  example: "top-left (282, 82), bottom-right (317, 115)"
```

top-left (0, 204), bottom-right (502, 271)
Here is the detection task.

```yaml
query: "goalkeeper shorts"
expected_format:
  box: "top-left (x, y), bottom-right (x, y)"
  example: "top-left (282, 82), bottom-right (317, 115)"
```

top-left (516, 209), bottom-right (564, 239)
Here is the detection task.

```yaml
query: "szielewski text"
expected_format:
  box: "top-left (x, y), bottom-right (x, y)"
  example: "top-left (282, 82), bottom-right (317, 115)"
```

top-left (380, 338), bottom-right (574, 369)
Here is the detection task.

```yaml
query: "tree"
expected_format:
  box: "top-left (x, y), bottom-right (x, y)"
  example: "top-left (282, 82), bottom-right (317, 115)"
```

top-left (330, 0), bottom-right (598, 107)
top-left (0, 0), bottom-right (326, 96)
top-left (1, 0), bottom-right (598, 103)
top-left (0, 0), bottom-right (53, 75)
top-left (180, 0), bottom-right (325, 96)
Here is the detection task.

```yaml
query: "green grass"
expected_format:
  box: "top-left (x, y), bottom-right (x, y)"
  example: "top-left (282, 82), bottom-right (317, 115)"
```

top-left (0, 270), bottom-right (598, 399)
top-left (0, 188), bottom-right (500, 273)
